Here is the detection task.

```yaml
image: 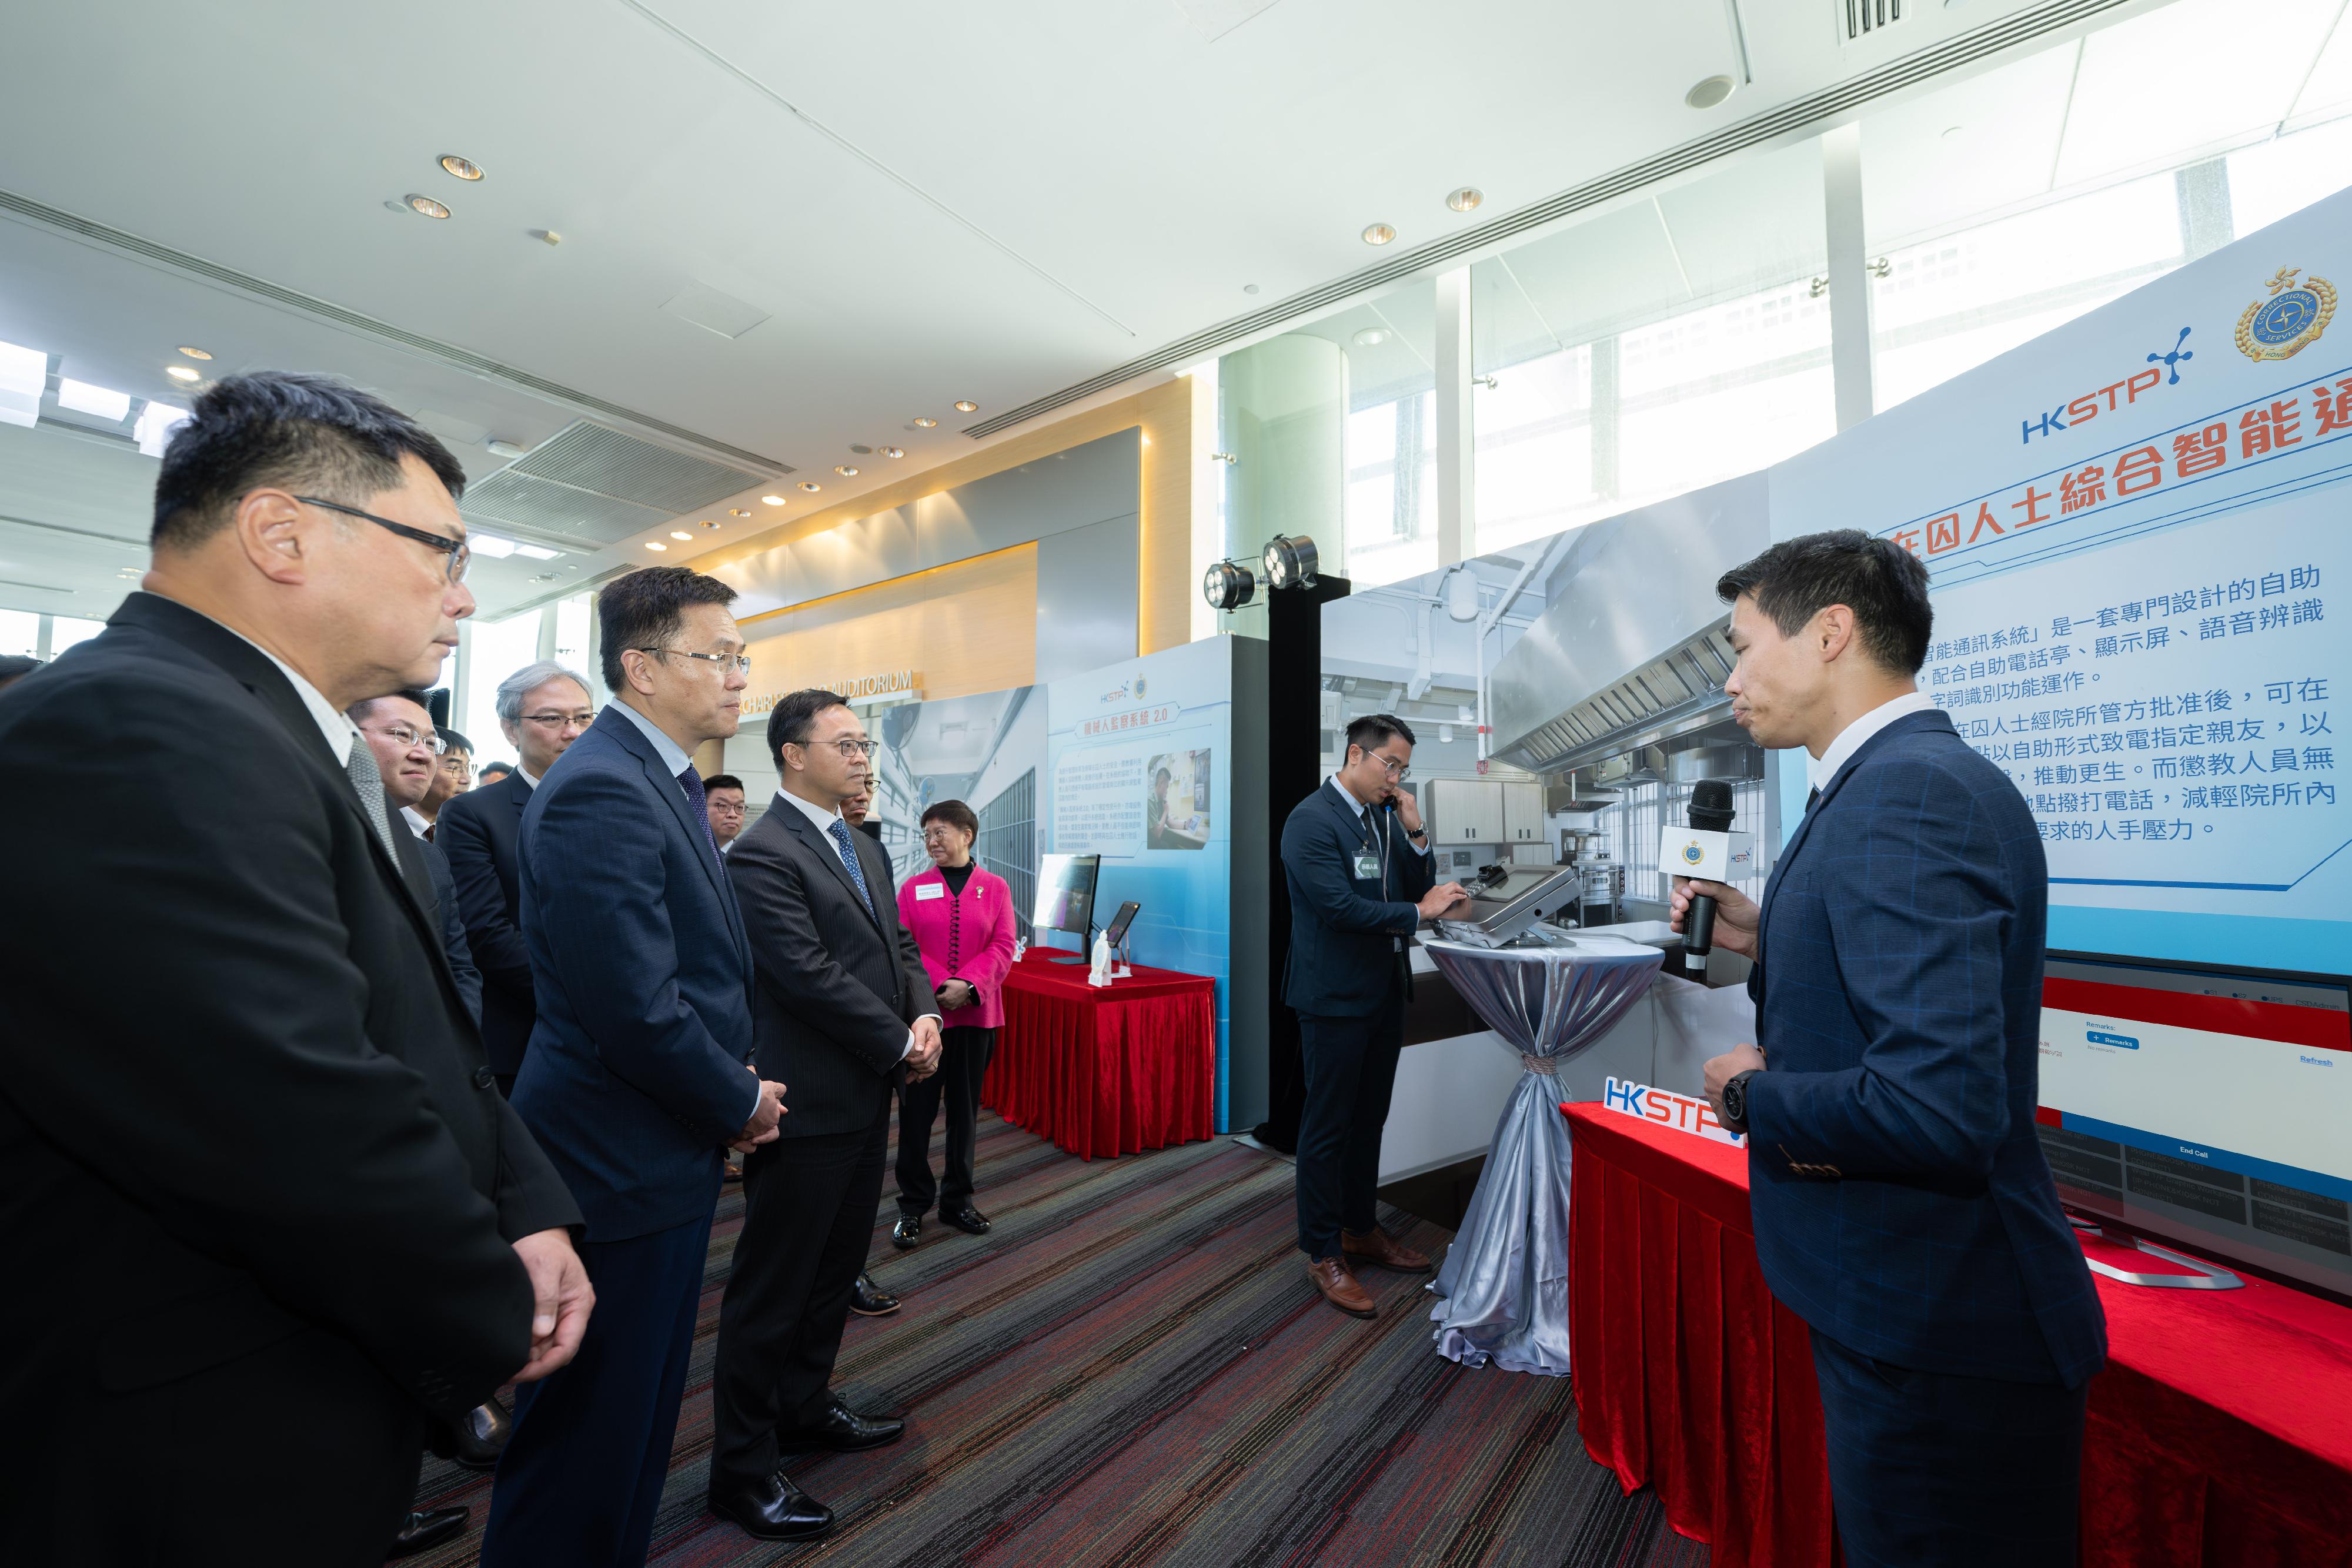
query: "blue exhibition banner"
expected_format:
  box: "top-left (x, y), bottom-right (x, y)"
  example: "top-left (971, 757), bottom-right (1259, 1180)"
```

top-left (1770, 187), bottom-right (2351, 974)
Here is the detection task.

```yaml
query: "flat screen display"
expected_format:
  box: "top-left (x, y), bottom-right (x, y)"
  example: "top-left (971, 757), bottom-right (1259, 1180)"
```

top-left (2038, 950), bottom-right (2352, 1299)
top-left (1032, 852), bottom-right (1100, 938)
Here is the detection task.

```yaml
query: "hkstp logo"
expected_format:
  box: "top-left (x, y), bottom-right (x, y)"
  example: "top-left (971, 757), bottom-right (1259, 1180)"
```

top-left (1599, 1076), bottom-right (1746, 1148)
top-left (2237, 266), bottom-right (2336, 362)
top-left (2019, 328), bottom-right (2189, 443)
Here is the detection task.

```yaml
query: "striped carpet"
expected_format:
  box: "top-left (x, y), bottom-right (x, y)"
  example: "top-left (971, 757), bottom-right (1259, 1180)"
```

top-left (402, 1113), bottom-right (1706, 1568)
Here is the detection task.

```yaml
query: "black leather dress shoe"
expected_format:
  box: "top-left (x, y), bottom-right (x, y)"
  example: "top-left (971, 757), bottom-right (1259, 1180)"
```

top-left (427, 1399), bottom-right (511, 1470)
top-left (890, 1213), bottom-right (921, 1249)
top-left (849, 1271), bottom-right (900, 1316)
top-left (707, 1470), bottom-right (833, 1542)
top-left (387, 1505), bottom-right (468, 1558)
top-left (943, 1204), bottom-right (992, 1236)
top-left (778, 1395), bottom-right (905, 1453)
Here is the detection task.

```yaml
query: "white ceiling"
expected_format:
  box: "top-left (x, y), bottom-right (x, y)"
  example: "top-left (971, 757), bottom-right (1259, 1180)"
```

top-left (2, 0), bottom-right (2297, 629)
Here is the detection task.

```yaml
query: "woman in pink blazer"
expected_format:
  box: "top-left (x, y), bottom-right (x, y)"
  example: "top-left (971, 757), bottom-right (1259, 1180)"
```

top-left (890, 799), bottom-right (1018, 1248)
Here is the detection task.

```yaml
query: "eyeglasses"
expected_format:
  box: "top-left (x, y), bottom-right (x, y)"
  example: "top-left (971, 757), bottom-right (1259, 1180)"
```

top-left (794, 737), bottom-right (877, 760)
top-left (1369, 748), bottom-right (1412, 780)
top-left (634, 647), bottom-right (751, 675)
top-left (440, 755), bottom-right (472, 775)
top-left (363, 723), bottom-right (447, 754)
top-left (920, 826), bottom-right (969, 842)
top-left (520, 710), bottom-right (596, 731)
top-left (297, 496), bottom-right (469, 584)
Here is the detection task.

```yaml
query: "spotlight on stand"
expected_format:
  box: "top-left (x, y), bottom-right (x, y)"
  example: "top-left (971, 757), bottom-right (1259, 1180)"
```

top-left (1261, 534), bottom-right (1320, 590)
top-left (1201, 558), bottom-right (1258, 612)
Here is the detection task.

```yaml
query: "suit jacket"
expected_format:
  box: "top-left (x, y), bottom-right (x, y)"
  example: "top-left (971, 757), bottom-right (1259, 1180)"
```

top-left (1279, 780), bottom-right (1436, 1018)
top-left (727, 800), bottom-right (936, 1138)
top-left (1742, 707), bottom-right (2107, 1388)
top-left (513, 707), bottom-right (759, 1239)
top-left (414, 835), bottom-right (484, 1027)
top-left (0, 594), bottom-right (580, 1522)
top-left (898, 864), bottom-right (1018, 1029)
top-left (437, 770), bottom-right (533, 1075)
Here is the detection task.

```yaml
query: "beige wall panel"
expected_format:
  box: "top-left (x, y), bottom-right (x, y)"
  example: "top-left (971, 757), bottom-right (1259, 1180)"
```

top-left (739, 544), bottom-right (1037, 706)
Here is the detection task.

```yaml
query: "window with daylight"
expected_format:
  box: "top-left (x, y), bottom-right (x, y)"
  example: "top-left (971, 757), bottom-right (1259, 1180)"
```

top-left (461, 610), bottom-right (544, 770)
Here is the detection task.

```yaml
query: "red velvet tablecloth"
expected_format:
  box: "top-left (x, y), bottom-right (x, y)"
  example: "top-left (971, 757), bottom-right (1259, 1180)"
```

top-left (1565, 1104), bottom-right (2352, 1568)
top-left (982, 949), bottom-right (1215, 1159)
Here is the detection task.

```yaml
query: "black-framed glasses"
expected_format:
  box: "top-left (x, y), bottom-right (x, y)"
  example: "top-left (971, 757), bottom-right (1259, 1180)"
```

top-left (296, 496), bottom-right (470, 583)
top-left (796, 737), bottom-right (877, 760)
top-left (634, 647), bottom-right (751, 675)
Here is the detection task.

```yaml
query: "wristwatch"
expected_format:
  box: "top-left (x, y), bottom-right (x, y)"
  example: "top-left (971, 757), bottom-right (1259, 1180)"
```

top-left (1720, 1069), bottom-right (1760, 1134)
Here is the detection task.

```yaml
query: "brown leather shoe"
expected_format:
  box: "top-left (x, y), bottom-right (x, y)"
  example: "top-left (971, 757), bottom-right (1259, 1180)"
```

top-left (1343, 1226), bottom-right (1432, 1273)
top-left (1307, 1256), bottom-right (1376, 1318)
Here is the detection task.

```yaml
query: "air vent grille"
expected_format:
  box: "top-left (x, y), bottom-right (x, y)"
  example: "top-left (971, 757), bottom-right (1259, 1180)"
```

top-left (1842, 0), bottom-right (1909, 45)
top-left (460, 420), bottom-right (769, 547)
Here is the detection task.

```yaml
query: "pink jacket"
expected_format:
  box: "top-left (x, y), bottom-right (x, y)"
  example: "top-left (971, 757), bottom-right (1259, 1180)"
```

top-left (896, 863), bottom-right (1018, 1029)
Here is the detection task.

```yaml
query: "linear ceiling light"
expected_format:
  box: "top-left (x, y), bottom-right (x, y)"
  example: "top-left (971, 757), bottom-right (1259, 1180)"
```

top-left (58, 379), bottom-right (132, 421)
top-left (0, 339), bottom-right (46, 428)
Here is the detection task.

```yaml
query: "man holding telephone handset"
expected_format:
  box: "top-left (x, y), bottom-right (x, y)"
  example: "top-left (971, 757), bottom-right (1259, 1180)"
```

top-left (1279, 714), bottom-right (1472, 1319)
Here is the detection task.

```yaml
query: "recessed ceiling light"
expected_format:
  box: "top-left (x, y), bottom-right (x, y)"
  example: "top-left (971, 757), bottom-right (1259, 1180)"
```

top-left (913, 417), bottom-right (937, 428)
top-left (439, 154), bottom-right (485, 181)
top-left (799, 481), bottom-right (822, 492)
top-left (700, 519), bottom-right (723, 530)
top-left (1446, 188), bottom-right (1484, 212)
top-left (1351, 327), bottom-right (1390, 349)
top-left (1361, 223), bottom-right (1396, 245)
top-left (954, 399), bottom-right (977, 413)
top-left (730, 507), bottom-right (751, 517)
top-left (1942, 124), bottom-right (1966, 140)
top-left (669, 530), bottom-right (693, 540)
top-left (58, 379), bottom-right (133, 420)
top-left (485, 439), bottom-right (527, 459)
top-left (513, 543), bottom-right (562, 560)
top-left (882, 446), bottom-right (904, 459)
top-left (760, 494), bottom-right (787, 506)
top-left (1685, 74), bottom-right (1735, 110)
top-left (835, 464), bottom-right (858, 476)
top-left (467, 533), bottom-right (519, 559)
top-left (644, 540), bottom-right (668, 551)
top-left (849, 444), bottom-right (873, 455)
top-left (165, 365), bottom-right (201, 383)
top-left (1243, 283), bottom-right (1261, 295)
top-left (405, 193), bottom-right (452, 219)
top-left (176, 345), bottom-right (212, 361)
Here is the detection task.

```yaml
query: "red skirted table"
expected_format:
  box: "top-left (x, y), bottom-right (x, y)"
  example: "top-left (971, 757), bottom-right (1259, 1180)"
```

top-left (1565, 1104), bottom-right (2352, 1568)
top-left (983, 949), bottom-right (1216, 1159)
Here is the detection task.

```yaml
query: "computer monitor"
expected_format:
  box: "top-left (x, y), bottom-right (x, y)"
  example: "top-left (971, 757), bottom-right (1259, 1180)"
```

top-left (1032, 853), bottom-right (1101, 964)
top-left (2038, 950), bottom-right (2352, 1302)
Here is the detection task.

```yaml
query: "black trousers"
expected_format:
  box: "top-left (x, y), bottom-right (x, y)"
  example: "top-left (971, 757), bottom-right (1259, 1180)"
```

top-left (482, 1213), bottom-right (716, 1568)
top-left (1810, 1326), bottom-right (2087, 1567)
top-left (709, 1115), bottom-right (890, 1491)
top-left (896, 1025), bottom-right (995, 1218)
top-left (1294, 976), bottom-right (1405, 1259)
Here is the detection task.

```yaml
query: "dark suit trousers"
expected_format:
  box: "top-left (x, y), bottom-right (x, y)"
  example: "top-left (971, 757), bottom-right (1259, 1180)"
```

top-left (710, 1118), bottom-right (890, 1490)
top-left (480, 1213), bottom-right (714, 1568)
top-left (1294, 971), bottom-right (1405, 1259)
top-left (1810, 1326), bottom-right (2086, 1568)
top-left (896, 1024), bottom-right (995, 1217)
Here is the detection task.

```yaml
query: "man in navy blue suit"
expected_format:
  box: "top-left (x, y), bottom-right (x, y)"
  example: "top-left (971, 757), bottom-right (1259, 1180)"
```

top-left (482, 566), bottom-right (787, 1568)
top-left (1670, 530), bottom-right (2106, 1567)
top-left (1279, 714), bottom-right (1469, 1319)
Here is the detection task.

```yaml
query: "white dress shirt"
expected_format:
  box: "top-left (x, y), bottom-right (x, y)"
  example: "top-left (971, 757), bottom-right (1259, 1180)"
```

top-left (610, 697), bottom-right (696, 783)
top-left (1328, 771), bottom-right (1433, 858)
top-left (213, 621), bottom-right (360, 763)
top-left (1806, 689), bottom-right (1937, 796)
top-left (771, 787), bottom-right (928, 1057)
top-left (515, 764), bottom-right (541, 789)
top-left (402, 805), bottom-right (432, 840)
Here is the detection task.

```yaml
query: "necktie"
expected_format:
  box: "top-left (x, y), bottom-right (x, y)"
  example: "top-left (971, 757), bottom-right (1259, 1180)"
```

top-left (1806, 785), bottom-right (1821, 812)
top-left (346, 736), bottom-right (400, 860)
top-left (828, 818), bottom-right (877, 918)
top-left (677, 765), bottom-right (723, 867)
top-left (422, 822), bottom-right (435, 842)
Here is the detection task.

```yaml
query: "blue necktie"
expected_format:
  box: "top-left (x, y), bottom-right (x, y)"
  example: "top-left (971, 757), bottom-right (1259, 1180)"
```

top-left (828, 818), bottom-right (877, 917)
top-left (677, 765), bottom-right (723, 867)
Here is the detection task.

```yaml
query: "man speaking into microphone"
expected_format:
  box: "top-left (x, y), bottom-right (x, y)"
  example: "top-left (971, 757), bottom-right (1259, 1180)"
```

top-left (1668, 531), bottom-right (2103, 1567)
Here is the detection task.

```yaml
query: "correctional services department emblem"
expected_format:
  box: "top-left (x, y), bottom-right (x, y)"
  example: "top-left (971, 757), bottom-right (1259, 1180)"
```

top-left (2236, 266), bottom-right (2336, 362)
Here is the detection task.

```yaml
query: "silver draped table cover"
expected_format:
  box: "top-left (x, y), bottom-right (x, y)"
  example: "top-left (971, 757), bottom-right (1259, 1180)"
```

top-left (1422, 932), bottom-right (1663, 1375)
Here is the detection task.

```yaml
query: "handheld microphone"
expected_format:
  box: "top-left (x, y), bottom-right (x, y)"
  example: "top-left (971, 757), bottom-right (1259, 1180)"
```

top-left (1679, 780), bottom-right (1736, 975)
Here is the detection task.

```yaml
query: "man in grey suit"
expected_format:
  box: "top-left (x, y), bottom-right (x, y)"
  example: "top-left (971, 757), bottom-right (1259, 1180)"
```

top-left (707, 688), bottom-right (941, 1542)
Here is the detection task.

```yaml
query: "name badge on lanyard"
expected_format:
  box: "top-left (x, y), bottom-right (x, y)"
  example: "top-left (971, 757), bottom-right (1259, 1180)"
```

top-left (1351, 851), bottom-right (1381, 881)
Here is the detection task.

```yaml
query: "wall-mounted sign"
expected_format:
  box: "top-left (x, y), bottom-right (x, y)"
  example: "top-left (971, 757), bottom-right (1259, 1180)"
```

top-left (743, 668), bottom-right (921, 715)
